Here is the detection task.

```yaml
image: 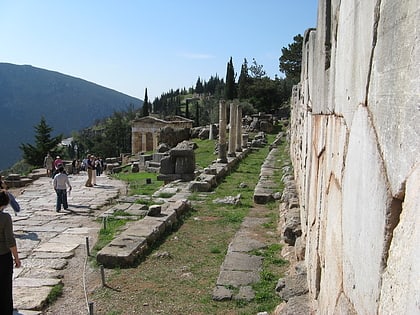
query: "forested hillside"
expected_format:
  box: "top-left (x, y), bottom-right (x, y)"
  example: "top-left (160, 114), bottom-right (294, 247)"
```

top-left (0, 63), bottom-right (142, 169)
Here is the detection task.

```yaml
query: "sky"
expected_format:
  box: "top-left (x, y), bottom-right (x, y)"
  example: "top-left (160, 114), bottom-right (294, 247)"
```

top-left (0, 1), bottom-right (318, 100)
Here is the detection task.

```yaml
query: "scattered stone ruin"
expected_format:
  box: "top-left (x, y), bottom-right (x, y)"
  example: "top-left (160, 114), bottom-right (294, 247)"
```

top-left (289, 1), bottom-right (419, 314)
top-left (157, 140), bottom-right (196, 183)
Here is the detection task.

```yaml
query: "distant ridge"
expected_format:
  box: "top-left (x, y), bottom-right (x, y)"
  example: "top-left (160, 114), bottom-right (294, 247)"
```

top-left (0, 63), bottom-right (143, 170)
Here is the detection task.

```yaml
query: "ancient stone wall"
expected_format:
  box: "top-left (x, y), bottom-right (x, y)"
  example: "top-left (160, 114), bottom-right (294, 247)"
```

top-left (290, 1), bottom-right (419, 314)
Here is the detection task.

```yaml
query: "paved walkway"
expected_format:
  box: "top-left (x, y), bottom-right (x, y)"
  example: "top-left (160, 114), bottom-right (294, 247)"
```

top-left (8, 139), bottom-right (284, 314)
top-left (8, 172), bottom-right (126, 315)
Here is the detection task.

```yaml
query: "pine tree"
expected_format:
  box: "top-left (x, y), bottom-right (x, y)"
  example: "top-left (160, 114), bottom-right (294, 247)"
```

top-left (20, 116), bottom-right (62, 166)
top-left (279, 34), bottom-right (303, 85)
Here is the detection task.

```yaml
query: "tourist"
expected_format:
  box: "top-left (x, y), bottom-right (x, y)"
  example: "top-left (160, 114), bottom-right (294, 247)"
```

top-left (43, 152), bottom-right (54, 177)
top-left (91, 156), bottom-right (97, 186)
top-left (53, 166), bottom-right (72, 212)
top-left (95, 157), bottom-right (102, 177)
top-left (0, 176), bottom-right (21, 215)
top-left (0, 189), bottom-right (21, 314)
top-left (52, 155), bottom-right (64, 178)
top-left (85, 155), bottom-right (93, 187)
top-left (0, 175), bottom-right (6, 190)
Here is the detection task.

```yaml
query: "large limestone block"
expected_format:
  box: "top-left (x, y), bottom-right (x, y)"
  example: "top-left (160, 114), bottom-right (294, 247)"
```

top-left (317, 179), bottom-right (343, 312)
top-left (367, 0), bottom-right (420, 197)
top-left (342, 106), bottom-right (391, 314)
top-left (379, 165), bottom-right (420, 314)
top-left (333, 0), bottom-right (377, 123)
top-left (325, 115), bottom-right (347, 188)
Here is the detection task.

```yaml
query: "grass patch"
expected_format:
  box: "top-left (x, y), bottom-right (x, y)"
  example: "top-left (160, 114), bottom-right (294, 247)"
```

top-left (194, 139), bottom-right (217, 168)
top-left (92, 218), bottom-right (129, 256)
top-left (112, 171), bottom-right (163, 195)
top-left (46, 283), bottom-right (64, 305)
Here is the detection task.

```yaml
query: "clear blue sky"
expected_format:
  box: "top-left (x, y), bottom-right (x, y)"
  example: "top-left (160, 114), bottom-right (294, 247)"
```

top-left (0, 1), bottom-right (318, 100)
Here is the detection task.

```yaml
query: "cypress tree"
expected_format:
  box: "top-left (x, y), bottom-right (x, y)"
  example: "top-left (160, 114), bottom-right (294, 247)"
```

top-left (238, 58), bottom-right (249, 100)
top-left (225, 57), bottom-right (236, 100)
top-left (142, 88), bottom-right (149, 116)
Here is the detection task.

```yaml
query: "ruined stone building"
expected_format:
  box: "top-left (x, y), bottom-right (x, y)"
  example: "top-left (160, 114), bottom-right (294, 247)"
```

top-left (290, 1), bottom-right (418, 314)
top-left (131, 115), bottom-right (193, 154)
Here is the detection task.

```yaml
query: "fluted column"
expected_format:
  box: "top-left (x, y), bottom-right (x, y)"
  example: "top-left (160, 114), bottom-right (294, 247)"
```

top-left (228, 103), bottom-right (237, 157)
top-left (236, 105), bottom-right (242, 152)
top-left (217, 100), bottom-right (228, 163)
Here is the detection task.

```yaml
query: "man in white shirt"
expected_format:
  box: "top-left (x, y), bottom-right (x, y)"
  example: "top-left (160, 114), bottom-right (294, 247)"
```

top-left (53, 166), bottom-right (72, 212)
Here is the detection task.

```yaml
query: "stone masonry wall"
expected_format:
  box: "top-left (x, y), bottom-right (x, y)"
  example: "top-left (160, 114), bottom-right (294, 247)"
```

top-left (290, 1), bottom-right (419, 314)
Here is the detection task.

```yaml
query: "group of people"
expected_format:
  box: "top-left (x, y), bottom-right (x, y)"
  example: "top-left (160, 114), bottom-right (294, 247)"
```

top-left (84, 154), bottom-right (103, 187)
top-left (44, 152), bottom-right (105, 210)
top-left (43, 153), bottom-right (65, 178)
top-left (0, 151), bottom-right (106, 312)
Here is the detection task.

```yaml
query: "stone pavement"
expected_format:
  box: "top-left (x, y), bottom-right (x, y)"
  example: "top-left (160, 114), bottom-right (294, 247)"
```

top-left (212, 146), bottom-right (282, 302)
top-left (7, 172), bottom-right (126, 315)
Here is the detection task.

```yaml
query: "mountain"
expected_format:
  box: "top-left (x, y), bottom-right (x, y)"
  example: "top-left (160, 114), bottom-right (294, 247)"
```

top-left (0, 63), bottom-right (143, 170)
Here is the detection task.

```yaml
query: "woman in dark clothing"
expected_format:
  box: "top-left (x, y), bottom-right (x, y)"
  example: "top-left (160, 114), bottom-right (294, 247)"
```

top-left (0, 190), bottom-right (21, 314)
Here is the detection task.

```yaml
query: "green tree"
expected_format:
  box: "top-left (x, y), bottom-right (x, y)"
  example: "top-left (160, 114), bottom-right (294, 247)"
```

top-left (142, 88), bottom-right (149, 116)
top-left (225, 57), bottom-right (236, 100)
top-left (20, 117), bottom-right (62, 166)
top-left (249, 58), bottom-right (266, 79)
top-left (279, 34), bottom-right (303, 85)
top-left (238, 58), bottom-right (250, 100)
top-left (195, 77), bottom-right (204, 95)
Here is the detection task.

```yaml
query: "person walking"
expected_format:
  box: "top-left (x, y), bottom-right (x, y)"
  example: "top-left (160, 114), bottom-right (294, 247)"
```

top-left (85, 155), bottom-right (93, 187)
top-left (53, 166), bottom-right (72, 212)
top-left (44, 153), bottom-right (54, 177)
top-left (91, 156), bottom-right (97, 186)
top-left (0, 189), bottom-right (21, 314)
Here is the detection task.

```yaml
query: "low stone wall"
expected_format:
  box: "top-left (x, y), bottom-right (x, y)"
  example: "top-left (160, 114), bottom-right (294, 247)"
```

top-left (96, 147), bottom-right (252, 268)
top-left (97, 199), bottom-right (191, 268)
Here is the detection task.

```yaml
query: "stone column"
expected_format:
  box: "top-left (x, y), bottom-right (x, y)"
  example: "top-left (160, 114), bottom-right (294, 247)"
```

top-left (236, 105), bottom-right (242, 152)
top-left (217, 100), bottom-right (228, 163)
top-left (152, 132), bottom-right (159, 151)
top-left (228, 103), bottom-right (237, 157)
top-left (132, 131), bottom-right (140, 154)
top-left (141, 133), bottom-right (147, 152)
top-left (209, 124), bottom-right (214, 140)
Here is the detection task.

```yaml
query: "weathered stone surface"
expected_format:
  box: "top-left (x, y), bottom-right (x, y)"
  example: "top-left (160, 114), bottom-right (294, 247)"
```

top-left (282, 207), bottom-right (301, 246)
top-left (275, 294), bottom-right (310, 315)
top-left (216, 270), bottom-right (260, 287)
top-left (14, 286), bottom-right (53, 310)
top-left (188, 180), bottom-right (211, 192)
top-left (379, 166), bottom-right (420, 315)
top-left (97, 236), bottom-right (148, 268)
top-left (290, 1), bottom-right (419, 313)
top-left (147, 204), bottom-right (161, 216)
top-left (221, 252), bottom-right (262, 271)
top-left (14, 277), bottom-right (61, 287)
top-left (228, 232), bottom-right (266, 253)
top-left (212, 285), bottom-right (233, 301)
top-left (276, 274), bottom-right (309, 301)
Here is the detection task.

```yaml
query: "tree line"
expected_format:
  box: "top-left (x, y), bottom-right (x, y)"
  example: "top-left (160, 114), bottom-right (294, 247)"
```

top-left (17, 34), bottom-right (303, 170)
